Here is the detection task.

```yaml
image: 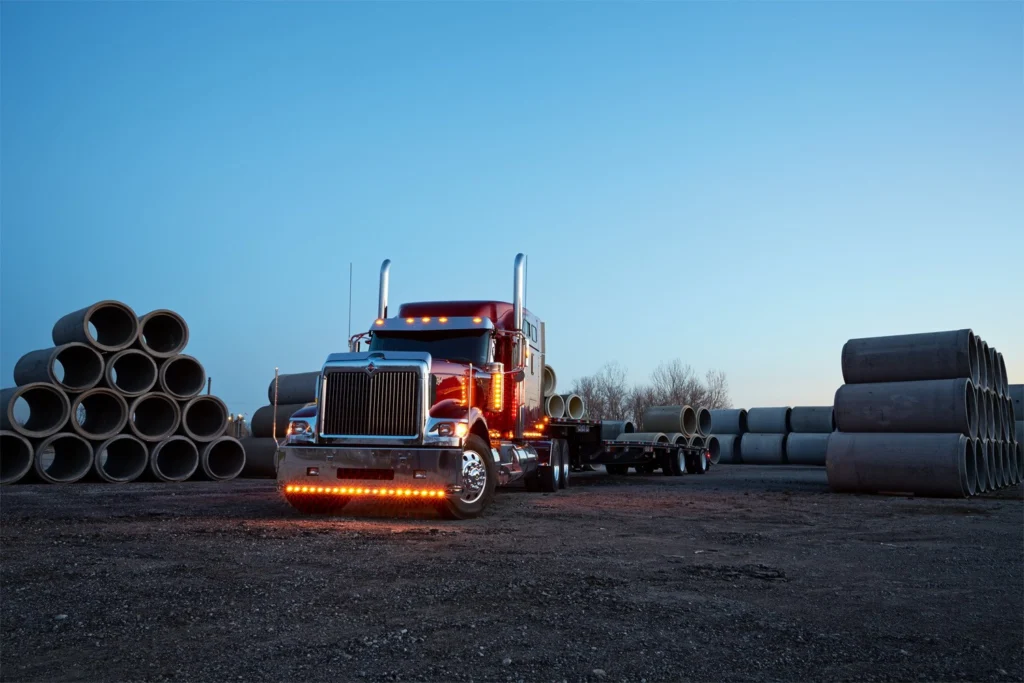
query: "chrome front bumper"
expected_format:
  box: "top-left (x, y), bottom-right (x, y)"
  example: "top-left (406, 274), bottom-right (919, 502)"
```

top-left (277, 445), bottom-right (464, 490)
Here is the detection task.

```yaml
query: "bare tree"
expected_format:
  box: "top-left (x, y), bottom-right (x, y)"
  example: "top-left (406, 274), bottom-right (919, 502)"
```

top-left (571, 362), bottom-right (630, 421)
top-left (703, 369), bottom-right (731, 409)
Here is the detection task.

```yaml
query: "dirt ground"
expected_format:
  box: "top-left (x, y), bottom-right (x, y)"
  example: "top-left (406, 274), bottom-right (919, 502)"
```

top-left (1, 466), bottom-right (1022, 683)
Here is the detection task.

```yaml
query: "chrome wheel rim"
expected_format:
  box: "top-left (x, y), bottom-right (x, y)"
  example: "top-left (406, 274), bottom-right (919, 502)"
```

top-left (461, 450), bottom-right (487, 504)
top-left (677, 449), bottom-right (685, 473)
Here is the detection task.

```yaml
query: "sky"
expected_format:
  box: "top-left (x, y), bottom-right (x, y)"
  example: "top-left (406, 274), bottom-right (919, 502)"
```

top-left (2, 1), bottom-right (1022, 422)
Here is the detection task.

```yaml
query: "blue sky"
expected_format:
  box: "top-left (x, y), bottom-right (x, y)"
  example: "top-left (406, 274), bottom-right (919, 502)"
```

top-left (2, 1), bottom-right (1021, 421)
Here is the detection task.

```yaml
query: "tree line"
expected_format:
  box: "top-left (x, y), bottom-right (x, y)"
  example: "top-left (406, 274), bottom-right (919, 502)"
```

top-left (569, 360), bottom-right (731, 427)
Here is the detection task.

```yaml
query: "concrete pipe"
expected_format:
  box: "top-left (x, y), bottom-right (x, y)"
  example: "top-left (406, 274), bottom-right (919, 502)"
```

top-left (1, 383), bottom-right (71, 439)
top-left (964, 438), bottom-right (979, 496)
top-left (543, 365), bottom-right (557, 396)
top-left (148, 436), bottom-right (199, 482)
top-left (1006, 442), bottom-right (1019, 487)
top-left (789, 406), bottom-right (836, 433)
top-left (826, 433), bottom-right (972, 498)
top-left (32, 433), bottom-right (94, 484)
top-left (104, 349), bottom-right (158, 397)
top-left (616, 432), bottom-right (669, 444)
top-left (251, 404), bottom-right (308, 439)
top-left (842, 328), bottom-right (978, 385)
top-left (668, 433), bottom-right (686, 445)
top-left (988, 347), bottom-right (1002, 396)
top-left (980, 340), bottom-right (992, 390)
top-left (745, 407), bottom-right (792, 434)
top-left (834, 379), bottom-right (977, 437)
top-left (92, 434), bottom-right (148, 483)
top-left (687, 435), bottom-right (705, 450)
top-left (643, 406), bottom-right (698, 437)
top-left (1001, 441), bottom-right (1012, 489)
top-left (993, 441), bottom-right (1006, 490)
top-left (695, 408), bottom-right (712, 437)
top-left (1001, 398), bottom-right (1012, 442)
top-left (786, 433), bottom-right (830, 466)
top-left (52, 300), bottom-right (139, 353)
top-left (180, 395), bottom-right (229, 442)
top-left (985, 440), bottom-right (997, 492)
top-left (158, 354), bottom-right (206, 399)
top-left (977, 388), bottom-right (989, 440)
top-left (267, 372), bottom-right (320, 405)
top-left (740, 433), bottom-right (787, 465)
top-left (986, 390), bottom-right (998, 441)
top-left (560, 394), bottom-right (585, 420)
top-left (709, 409), bottom-right (747, 435)
top-left (716, 434), bottom-right (741, 464)
top-left (705, 435), bottom-right (721, 465)
top-left (544, 394), bottom-right (565, 419)
top-left (0, 431), bottom-right (34, 485)
top-left (14, 343), bottom-right (104, 393)
top-left (599, 420), bottom-right (635, 440)
top-left (997, 354), bottom-right (1008, 399)
top-left (975, 337), bottom-right (988, 390)
top-left (195, 436), bottom-right (246, 481)
top-left (128, 392), bottom-right (181, 442)
top-left (1012, 386), bottom-right (1024, 422)
top-left (69, 388), bottom-right (128, 440)
top-left (136, 309), bottom-right (189, 358)
top-left (239, 437), bottom-right (279, 478)
top-left (993, 394), bottom-right (1005, 442)
top-left (975, 439), bottom-right (988, 494)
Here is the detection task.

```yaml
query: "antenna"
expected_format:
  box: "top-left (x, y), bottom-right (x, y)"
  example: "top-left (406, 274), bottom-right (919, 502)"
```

top-left (347, 262), bottom-right (353, 340)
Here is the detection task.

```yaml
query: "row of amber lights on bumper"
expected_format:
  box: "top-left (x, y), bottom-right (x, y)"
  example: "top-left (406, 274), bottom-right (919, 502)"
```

top-left (285, 485), bottom-right (446, 498)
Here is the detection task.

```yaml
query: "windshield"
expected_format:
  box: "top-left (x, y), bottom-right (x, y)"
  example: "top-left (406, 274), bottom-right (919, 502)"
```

top-left (368, 330), bottom-right (491, 365)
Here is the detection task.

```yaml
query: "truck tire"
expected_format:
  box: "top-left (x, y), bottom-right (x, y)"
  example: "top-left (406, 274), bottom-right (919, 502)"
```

top-left (439, 434), bottom-right (497, 520)
top-left (605, 464), bottom-right (628, 476)
top-left (685, 450), bottom-right (709, 475)
top-left (665, 448), bottom-right (685, 476)
top-left (284, 491), bottom-right (351, 515)
top-left (557, 439), bottom-right (570, 489)
top-left (539, 445), bottom-right (561, 492)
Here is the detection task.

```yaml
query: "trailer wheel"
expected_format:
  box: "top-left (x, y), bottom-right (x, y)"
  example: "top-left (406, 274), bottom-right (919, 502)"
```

top-left (685, 450), bottom-right (710, 475)
top-left (605, 464), bottom-right (628, 476)
top-left (539, 445), bottom-right (561, 493)
top-left (666, 448), bottom-right (685, 476)
top-left (439, 435), bottom-right (497, 520)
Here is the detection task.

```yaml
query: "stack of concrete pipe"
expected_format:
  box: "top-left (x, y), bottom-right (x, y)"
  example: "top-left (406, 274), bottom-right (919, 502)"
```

top-left (541, 365), bottom-right (586, 420)
top-left (641, 405), bottom-right (718, 463)
top-left (239, 371), bottom-right (321, 479)
top-left (710, 405), bottom-right (834, 466)
top-left (1, 300), bottom-right (244, 486)
top-left (827, 328), bottom-right (1021, 498)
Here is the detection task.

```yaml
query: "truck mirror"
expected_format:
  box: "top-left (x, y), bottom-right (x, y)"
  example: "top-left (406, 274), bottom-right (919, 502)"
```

top-left (511, 370), bottom-right (525, 383)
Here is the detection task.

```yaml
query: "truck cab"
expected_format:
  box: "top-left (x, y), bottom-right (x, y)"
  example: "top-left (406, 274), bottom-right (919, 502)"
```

top-left (278, 253), bottom-right (555, 519)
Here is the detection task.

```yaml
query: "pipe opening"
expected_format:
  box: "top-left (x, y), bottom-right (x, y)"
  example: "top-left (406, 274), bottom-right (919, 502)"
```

top-left (87, 303), bottom-right (137, 349)
top-left (153, 438), bottom-right (199, 481)
top-left (697, 408), bottom-right (712, 436)
top-left (976, 443), bottom-right (988, 493)
top-left (738, 410), bottom-right (748, 433)
top-left (74, 389), bottom-right (127, 439)
top-left (965, 382), bottom-right (978, 437)
top-left (965, 439), bottom-right (978, 496)
top-left (36, 435), bottom-right (92, 483)
top-left (689, 435), bottom-right (704, 448)
top-left (0, 432), bottom-right (33, 484)
top-left (161, 356), bottom-right (206, 398)
top-left (542, 366), bottom-right (557, 396)
top-left (132, 394), bottom-right (178, 440)
top-left (107, 351), bottom-right (158, 395)
top-left (54, 344), bottom-right (104, 390)
top-left (96, 436), bottom-right (148, 481)
top-left (623, 420), bottom-right (635, 434)
top-left (565, 395), bottom-right (585, 420)
top-left (681, 407), bottom-right (697, 436)
top-left (183, 397), bottom-right (228, 440)
top-left (140, 311), bottom-right (188, 356)
top-left (7, 385), bottom-right (69, 436)
top-left (545, 395), bottom-right (565, 419)
top-left (204, 438), bottom-right (245, 480)
top-left (706, 435), bottom-right (721, 465)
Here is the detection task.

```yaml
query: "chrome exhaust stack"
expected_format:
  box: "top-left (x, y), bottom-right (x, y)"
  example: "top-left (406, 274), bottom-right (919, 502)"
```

top-left (513, 253), bottom-right (526, 331)
top-left (377, 259), bottom-right (391, 319)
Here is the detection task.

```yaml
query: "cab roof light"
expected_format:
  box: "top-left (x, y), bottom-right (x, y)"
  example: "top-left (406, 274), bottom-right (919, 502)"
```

top-left (422, 317), bottom-right (431, 322)
top-left (473, 317), bottom-right (482, 323)
top-left (406, 317), bottom-right (415, 323)
top-left (439, 317), bottom-right (448, 323)
top-left (375, 319), bottom-right (384, 326)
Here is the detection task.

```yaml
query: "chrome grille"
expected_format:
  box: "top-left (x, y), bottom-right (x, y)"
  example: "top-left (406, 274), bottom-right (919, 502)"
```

top-left (321, 370), bottom-right (421, 437)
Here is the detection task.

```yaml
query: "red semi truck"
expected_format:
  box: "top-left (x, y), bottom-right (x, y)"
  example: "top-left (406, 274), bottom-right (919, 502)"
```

top-left (277, 254), bottom-right (711, 519)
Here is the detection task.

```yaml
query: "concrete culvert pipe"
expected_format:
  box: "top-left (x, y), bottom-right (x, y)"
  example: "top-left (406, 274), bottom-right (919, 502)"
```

top-left (32, 433), bottom-right (94, 484)
top-left (834, 379), bottom-right (977, 437)
top-left (1006, 443), bottom-right (1018, 487)
top-left (643, 406), bottom-right (698, 437)
top-left (992, 441), bottom-right (1005, 490)
top-left (977, 388), bottom-right (989, 440)
top-left (600, 420), bottom-right (635, 440)
top-left (148, 436), bottom-right (199, 482)
top-left (267, 372), bottom-right (320, 405)
top-left (158, 354), bottom-right (206, 399)
top-left (986, 391), bottom-right (998, 441)
top-left (740, 433), bottom-right (787, 465)
top-left (251, 404), bottom-right (308, 439)
top-left (785, 433), bottom-right (830, 466)
top-left (826, 433), bottom-right (971, 498)
top-left (709, 409), bottom-right (748, 435)
top-left (542, 366), bottom-right (557, 396)
top-left (789, 406), bottom-right (836, 434)
top-left (668, 433), bottom-right (686, 445)
top-left (745, 408), bottom-right (792, 434)
top-left (975, 337), bottom-right (988, 390)
top-left (695, 408), bottom-right (712, 437)
top-left (70, 388), bottom-right (128, 440)
top-left (105, 349), bottom-right (158, 397)
top-left (14, 343), bottom-right (104, 393)
top-left (136, 309), bottom-right (189, 358)
top-left (989, 347), bottom-right (1003, 396)
top-left (196, 436), bottom-right (246, 481)
top-left (0, 431), bottom-right (34, 485)
top-left (687, 435), bottom-right (705, 450)
top-left (128, 392), bottom-right (181, 442)
top-left (964, 438), bottom-right (979, 497)
top-left (705, 435), bottom-right (721, 465)
top-left (842, 328), bottom-right (978, 385)
top-left (1, 383), bottom-right (71, 439)
top-left (716, 434), bottom-right (741, 464)
top-left (616, 432), bottom-right (669, 444)
top-left (1001, 398), bottom-right (1012, 442)
top-left (984, 440), bottom-right (997, 492)
top-left (239, 437), bottom-right (280, 478)
top-left (997, 354), bottom-right (1008, 399)
top-left (559, 394), bottom-right (585, 420)
top-left (980, 340), bottom-right (991, 390)
top-left (93, 434), bottom-right (148, 483)
top-left (52, 299), bottom-right (138, 353)
top-left (544, 394), bottom-right (565, 419)
top-left (180, 396), bottom-right (229, 442)
top-left (975, 440), bottom-right (988, 494)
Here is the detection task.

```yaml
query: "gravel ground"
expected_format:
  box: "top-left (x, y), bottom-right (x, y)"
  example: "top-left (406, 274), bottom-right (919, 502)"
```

top-left (1, 466), bottom-right (1022, 683)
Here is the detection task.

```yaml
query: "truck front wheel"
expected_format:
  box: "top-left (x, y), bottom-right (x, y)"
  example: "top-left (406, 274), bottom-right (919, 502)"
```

top-left (439, 435), bottom-right (497, 520)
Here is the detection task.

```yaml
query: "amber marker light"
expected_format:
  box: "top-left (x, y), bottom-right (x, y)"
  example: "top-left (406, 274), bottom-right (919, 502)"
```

top-left (473, 317), bottom-right (482, 323)
top-left (421, 317), bottom-right (431, 323)
top-left (375, 319), bottom-right (384, 326)
top-left (406, 317), bottom-right (414, 323)
top-left (439, 317), bottom-right (448, 323)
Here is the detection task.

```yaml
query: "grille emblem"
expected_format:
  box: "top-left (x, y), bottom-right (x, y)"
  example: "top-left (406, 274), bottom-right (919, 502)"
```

top-left (365, 362), bottom-right (378, 376)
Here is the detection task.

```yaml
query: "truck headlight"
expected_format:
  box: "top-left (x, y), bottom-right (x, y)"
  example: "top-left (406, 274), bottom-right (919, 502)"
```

top-left (437, 423), bottom-right (453, 437)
